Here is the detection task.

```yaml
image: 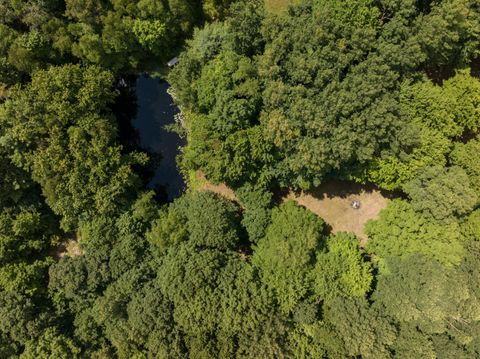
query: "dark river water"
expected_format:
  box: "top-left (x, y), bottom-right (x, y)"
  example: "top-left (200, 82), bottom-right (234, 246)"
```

top-left (132, 76), bottom-right (186, 200)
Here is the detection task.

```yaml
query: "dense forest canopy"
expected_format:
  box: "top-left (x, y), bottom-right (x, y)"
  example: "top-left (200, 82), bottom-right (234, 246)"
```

top-left (0, 0), bottom-right (480, 358)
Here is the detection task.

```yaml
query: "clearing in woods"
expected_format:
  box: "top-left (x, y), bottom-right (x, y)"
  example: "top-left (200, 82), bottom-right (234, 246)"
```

top-left (196, 172), bottom-right (390, 245)
top-left (265, 0), bottom-right (300, 13)
top-left (286, 181), bottom-right (390, 245)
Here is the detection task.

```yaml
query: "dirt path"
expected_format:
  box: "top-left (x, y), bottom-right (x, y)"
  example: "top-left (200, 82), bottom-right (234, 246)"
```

top-left (195, 172), bottom-right (389, 245)
top-left (195, 171), bottom-right (237, 201)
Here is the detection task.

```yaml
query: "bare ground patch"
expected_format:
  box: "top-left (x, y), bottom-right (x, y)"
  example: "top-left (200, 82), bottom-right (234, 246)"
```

top-left (195, 171), bottom-right (237, 201)
top-left (53, 238), bottom-right (83, 260)
top-left (286, 181), bottom-right (390, 245)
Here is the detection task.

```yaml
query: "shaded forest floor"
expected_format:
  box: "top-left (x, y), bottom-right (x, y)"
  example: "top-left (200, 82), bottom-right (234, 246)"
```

top-left (53, 238), bottom-right (83, 259)
top-left (195, 172), bottom-right (390, 245)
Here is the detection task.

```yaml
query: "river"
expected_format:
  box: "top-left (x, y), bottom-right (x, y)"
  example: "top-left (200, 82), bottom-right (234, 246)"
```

top-left (132, 75), bottom-right (186, 200)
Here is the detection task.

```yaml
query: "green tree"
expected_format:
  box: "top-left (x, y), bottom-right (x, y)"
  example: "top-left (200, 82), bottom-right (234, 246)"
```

top-left (462, 210), bottom-right (480, 241)
top-left (123, 281), bottom-right (183, 358)
top-left (216, 259), bottom-right (288, 358)
top-left (310, 232), bottom-right (372, 301)
top-left (432, 333), bottom-right (472, 359)
top-left (365, 199), bottom-right (464, 266)
top-left (253, 201), bottom-right (324, 313)
top-left (21, 327), bottom-right (80, 359)
top-left (367, 69), bottom-right (480, 190)
top-left (322, 297), bottom-right (397, 359)
top-left (451, 139), bottom-right (480, 196)
top-left (172, 0), bottom-right (443, 190)
top-left (182, 191), bottom-right (241, 250)
top-left (0, 64), bottom-right (146, 230)
top-left (226, 0), bottom-right (264, 56)
top-left (155, 191), bottom-right (243, 250)
top-left (156, 242), bottom-right (222, 333)
top-left (168, 22), bottom-right (233, 110)
top-left (7, 30), bottom-right (51, 73)
top-left (236, 183), bottom-right (273, 243)
top-left (404, 166), bottom-right (477, 223)
top-left (132, 19), bottom-right (166, 55)
top-left (417, 0), bottom-right (480, 67)
top-left (365, 126), bottom-right (450, 190)
top-left (373, 254), bottom-right (480, 335)
top-left (0, 207), bottom-right (56, 264)
top-left (392, 323), bottom-right (435, 359)
top-left (401, 70), bottom-right (480, 138)
top-left (146, 205), bottom-right (188, 252)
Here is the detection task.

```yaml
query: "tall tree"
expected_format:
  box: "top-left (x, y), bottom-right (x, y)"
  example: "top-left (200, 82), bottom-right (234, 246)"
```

top-left (310, 232), bottom-right (372, 301)
top-left (0, 64), bottom-right (146, 230)
top-left (404, 166), bottom-right (477, 223)
top-left (253, 201), bottom-right (324, 313)
top-left (365, 199), bottom-right (465, 266)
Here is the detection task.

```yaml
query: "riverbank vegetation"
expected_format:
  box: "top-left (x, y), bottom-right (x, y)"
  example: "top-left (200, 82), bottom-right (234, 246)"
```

top-left (1, 0), bottom-right (480, 358)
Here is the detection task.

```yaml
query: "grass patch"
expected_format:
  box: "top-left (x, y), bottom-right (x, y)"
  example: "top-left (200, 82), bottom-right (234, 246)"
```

top-left (265, 0), bottom-right (300, 13)
top-left (187, 169), bottom-right (206, 192)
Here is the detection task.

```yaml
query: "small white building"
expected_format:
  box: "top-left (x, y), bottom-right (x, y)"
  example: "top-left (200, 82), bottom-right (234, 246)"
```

top-left (167, 57), bottom-right (179, 68)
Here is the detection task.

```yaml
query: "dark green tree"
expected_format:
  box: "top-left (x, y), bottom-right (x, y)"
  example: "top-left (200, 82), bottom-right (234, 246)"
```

top-left (236, 183), bottom-right (273, 243)
top-left (0, 64), bottom-right (147, 230)
top-left (404, 166), bottom-right (477, 223)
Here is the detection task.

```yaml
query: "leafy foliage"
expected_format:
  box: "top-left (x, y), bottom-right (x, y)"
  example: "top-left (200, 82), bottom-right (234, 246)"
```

top-left (311, 232), bottom-right (372, 300)
top-left (404, 166), bottom-right (477, 223)
top-left (365, 199), bottom-right (464, 266)
top-left (253, 201), bottom-right (324, 313)
top-left (0, 0), bottom-right (236, 77)
top-left (323, 297), bottom-right (397, 359)
top-left (451, 138), bottom-right (480, 196)
top-left (0, 64), bottom-right (146, 230)
top-left (1, 0), bottom-right (480, 357)
top-left (235, 183), bottom-right (273, 243)
top-left (373, 254), bottom-right (480, 340)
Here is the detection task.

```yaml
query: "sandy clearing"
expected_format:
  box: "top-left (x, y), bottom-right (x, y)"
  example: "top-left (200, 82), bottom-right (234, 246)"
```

top-left (287, 181), bottom-right (389, 245)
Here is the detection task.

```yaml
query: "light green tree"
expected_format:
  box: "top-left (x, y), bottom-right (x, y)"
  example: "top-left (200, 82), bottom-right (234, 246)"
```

top-left (365, 199), bottom-right (464, 266)
top-left (310, 232), bottom-right (372, 300)
top-left (253, 201), bottom-right (324, 313)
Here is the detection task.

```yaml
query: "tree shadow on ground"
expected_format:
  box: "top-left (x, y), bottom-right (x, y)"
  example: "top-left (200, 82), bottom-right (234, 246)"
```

top-left (304, 180), bottom-right (402, 201)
